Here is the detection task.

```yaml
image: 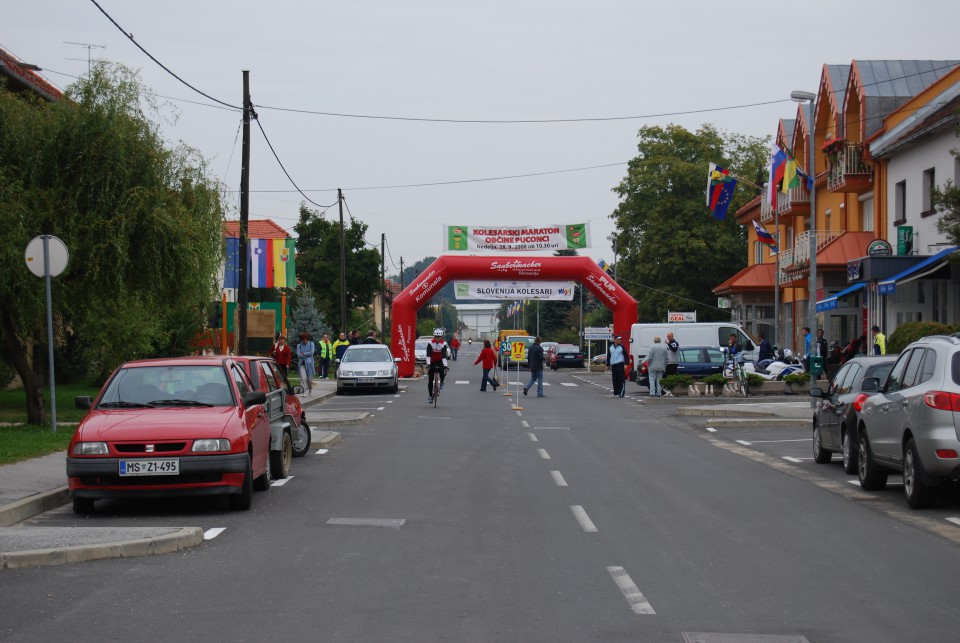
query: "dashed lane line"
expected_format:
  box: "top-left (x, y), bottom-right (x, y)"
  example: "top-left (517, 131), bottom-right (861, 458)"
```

top-left (204, 528), bottom-right (226, 540)
top-left (607, 566), bottom-right (656, 615)
top-left (270, 476), bottom-right (294, 487)
top-left (537, 449), bottom-right (551, 460)
top-left (550, 471), bottom-right (568, 487)
top-left (528, 433), bottom-right (538, 442)
top-left (570, 505), bottom-right (598, 533)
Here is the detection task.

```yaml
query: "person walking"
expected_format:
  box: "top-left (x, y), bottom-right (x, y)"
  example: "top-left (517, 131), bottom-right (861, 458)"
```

top-left (757, 332), bottom-right (773, 362)
top-left (608, 335), bottom-right (627, 398)
top-left (450, 334), bottom-right (461, 361)
top-left (815, 328), bottom-right (828, 358)
top-left (474, 339), bottom-right (499, 392)
top-left (802, 327), bottom-right (812, 371)
top-left (362, 330), bottom-right (379, 344)
top-left (647, 336), bottom-right (669, 397)
top-left (317, 333), bottom-right (333, 380)
top-left (665, 332), bottom-right (679, 376)
top-left (269, 334), bottom-right (292, 378)
top-left (296, 332), bottom-right (316, 395)
top-left (522, 336), bottom-right (546, 397)
top-left (871, 325), bottom-right (886, 355)
top-left (332, 332), bottom-right (350, 377)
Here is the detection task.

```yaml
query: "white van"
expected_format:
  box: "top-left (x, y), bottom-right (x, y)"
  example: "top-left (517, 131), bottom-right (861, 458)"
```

top-left (628, 322), bottom-right (758, 379)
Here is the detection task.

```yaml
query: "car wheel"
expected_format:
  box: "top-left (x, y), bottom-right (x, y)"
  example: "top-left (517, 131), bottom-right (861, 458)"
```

top-left (841, 428), bottom-right (858, 474)
top-left (72, 497), bottom-right (95, 514)
top-left (292, 419), bottom-right (311, 457)
top-left (903, 438), bottom-right (937, 509)
top-left (254, 450), bottom-right (271, 492)
top-left (335, 386), bottom-right (344, 395)
top-left (229, 454), bottom-right (254, 510)
top-left (270, 430), bottom-right (293, 479)
top-left (857, 430), bottom-right (888, 491)
top-left (813, 421), bottom-right (832, 464)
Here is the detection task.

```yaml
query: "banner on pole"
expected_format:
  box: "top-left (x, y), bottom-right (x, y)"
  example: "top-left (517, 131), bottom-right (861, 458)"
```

top-left (444, 223), bottom-right (590, 252)
top-left (454, 281), bottom-right (575, 301)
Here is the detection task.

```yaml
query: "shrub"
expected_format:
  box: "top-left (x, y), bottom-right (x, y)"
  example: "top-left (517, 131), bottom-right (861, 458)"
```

top-left (784, 372), bottom-right (810, 385)
top-left (746, 373), bottom-right (766, 386)
top-left (887, 321), bottom-right (953, 354)
top-left (661, 374), bottom-right (694, 390)
top-left (702, 373), bottom-right (728, 387)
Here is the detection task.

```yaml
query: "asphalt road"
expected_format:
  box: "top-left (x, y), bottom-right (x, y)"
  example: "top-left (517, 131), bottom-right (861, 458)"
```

top-left (2, 353), bottom-right (960, 642)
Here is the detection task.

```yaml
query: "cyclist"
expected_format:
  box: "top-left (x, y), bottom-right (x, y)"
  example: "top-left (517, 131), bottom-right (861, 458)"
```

top-left (426, 328), bottom-right (450, 405)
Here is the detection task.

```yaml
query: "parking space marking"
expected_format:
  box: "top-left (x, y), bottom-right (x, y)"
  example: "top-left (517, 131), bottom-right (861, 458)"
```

top-left (315, 448), bottom-right (329, 455)
top-left (946, 517), bottom-right (960, 527)
top-left (537, 449), bottom-right (551, 460)
top-left (528, 433), bottom-right (538, 441)
top-left (550, 471), bottom-right (568, 487)
top-left (455, 380), bottom-right (469, 384)
top-left (271, 476), bottom-right (294, 487)
top-left (570, 505), bottom-right (598, 532)
top-left (782, 456), bottom-right (806, 463)
top-left (607, 566), bottom-right (655, 615)
top-left (204, 528), bottom-right (226, 540)
top-left (705, 427), bottom-right (717, 433)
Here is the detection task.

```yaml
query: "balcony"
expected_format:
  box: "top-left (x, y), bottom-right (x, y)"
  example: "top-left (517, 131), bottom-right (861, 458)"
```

top-left (776, 183), bottom-right (811, 217)
top-left (827, 143), bottom-right (872, 194)
top-left (759, 197), bottom-right (774, 224)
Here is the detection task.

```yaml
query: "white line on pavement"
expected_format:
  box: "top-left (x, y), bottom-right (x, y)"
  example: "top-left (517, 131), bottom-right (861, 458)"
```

top-left (750, 438), bottom-right (811, 443)
top-left (607, 566), bottom-right (655, 614)
top-left (561, 383), bottom-right (578, 386)
top-left (204, 528), bottom-right (226, 540)
top-left (705, 427), bottom-right (717, 433)
top-left (315, 449), bottom-right (329, 455)
top-left (455, 380), bottom-right (469, 384)
top-left (535, 427), bottom-right (570, 430)
top-left (528, 433), bottom-right (538, 442)
top-left (736, 440), bottom-right (752, 446)
top-left (782, 456), bottom-right (804, 463)
top-left (537, 449), bottom-right (550, 460)
top-left (550, 471), bottom-right (568, 487)
top-left (570, 505), bottom-right (598, 532)
top-left (946, 517), bottom-right (960, 527)
top-left (270, 476), bottom-right (294, 487)
top-left (521, 420), bottom-right (530, 428)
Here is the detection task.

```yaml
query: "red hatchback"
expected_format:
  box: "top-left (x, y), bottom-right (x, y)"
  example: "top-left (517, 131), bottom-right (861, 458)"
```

top-left (67, 357), bottom-right (271, 514)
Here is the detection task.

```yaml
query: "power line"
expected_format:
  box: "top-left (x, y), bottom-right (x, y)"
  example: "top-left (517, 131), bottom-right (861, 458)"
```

top-left (254, 117), bottom-right (340, 210)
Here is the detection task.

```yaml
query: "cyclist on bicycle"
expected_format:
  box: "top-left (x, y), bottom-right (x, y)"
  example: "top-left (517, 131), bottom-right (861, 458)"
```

top-left (426, 328), bottom-right (450, 405)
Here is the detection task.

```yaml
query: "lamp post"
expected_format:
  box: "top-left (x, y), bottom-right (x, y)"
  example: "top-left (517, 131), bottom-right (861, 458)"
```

top-left (792, 90), bottom-right (817, 402)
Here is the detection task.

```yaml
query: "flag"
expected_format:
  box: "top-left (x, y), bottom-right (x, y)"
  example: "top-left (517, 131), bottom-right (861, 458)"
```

top-left (598, 258), bottom-right (613, 275)
top-left (250, 239), bottom-right (268, 288)
top-left (706, 162), bottom-right (738, 221)
top-left (767, 145), bottom-right (787, 206)
top-left (752, 220), bottom-right (777, 250)
top-left (272, 238), bottom-right (296, 288)
top-left (781, 155), bottom-right (798, 193)
top-left (224, 237), bottom-right (240, 289)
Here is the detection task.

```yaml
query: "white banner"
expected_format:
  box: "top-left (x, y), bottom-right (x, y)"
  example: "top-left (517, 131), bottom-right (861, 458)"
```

top-left (454, 281), bottom-right (576, 301)
top-left (444, 223), bottom-right (590, 252)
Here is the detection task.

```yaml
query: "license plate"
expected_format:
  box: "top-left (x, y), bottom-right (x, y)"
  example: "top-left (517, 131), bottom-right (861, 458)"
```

top-left (357, 377), bottom-right (375, 383)
top-left (119, 459), bottom-right (180, 476)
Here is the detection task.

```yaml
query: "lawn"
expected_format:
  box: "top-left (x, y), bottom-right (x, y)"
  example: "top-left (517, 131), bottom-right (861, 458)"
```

top-left (0, 383), bottom-right (99, 464)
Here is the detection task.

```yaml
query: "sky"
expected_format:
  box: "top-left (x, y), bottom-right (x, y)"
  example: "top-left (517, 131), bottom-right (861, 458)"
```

top-left (6, 1), bottom-right (960, 277)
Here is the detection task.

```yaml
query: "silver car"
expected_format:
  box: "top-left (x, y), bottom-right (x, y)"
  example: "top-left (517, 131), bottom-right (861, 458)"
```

top-left (857, 335), bottom-right (960, 508)
top-left (336, 345), bottom-right (400, 394)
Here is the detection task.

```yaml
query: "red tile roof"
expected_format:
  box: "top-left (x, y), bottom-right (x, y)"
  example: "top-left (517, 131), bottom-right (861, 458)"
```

top-left (815, 232), bottom-right (877, 267)
top-left (223, 219), bottom-right (290, 239)
top-left (0, 48), bottom-right (63, 101)
top-left (713, 263), bottom-right (776, 295)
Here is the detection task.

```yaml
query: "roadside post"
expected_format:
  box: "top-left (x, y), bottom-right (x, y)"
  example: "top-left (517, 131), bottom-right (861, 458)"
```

top-left (511, 341), bottom-right (525, 409)
top-left (500, 340), bottom-right (512, 397)
top-left (25, 235), bottom-right (69, 432)
top-left (584, 326), bottom-right (613, 372)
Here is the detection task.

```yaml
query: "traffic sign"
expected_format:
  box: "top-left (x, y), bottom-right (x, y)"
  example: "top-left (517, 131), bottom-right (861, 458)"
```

top-left (511, 341), bottom-right (526, 361)
top-left (584, 326), bottom-right (612, 340)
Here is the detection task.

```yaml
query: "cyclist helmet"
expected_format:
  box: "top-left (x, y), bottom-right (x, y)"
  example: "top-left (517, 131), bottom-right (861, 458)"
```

top-left (433, 328), bottom-right (445, 338)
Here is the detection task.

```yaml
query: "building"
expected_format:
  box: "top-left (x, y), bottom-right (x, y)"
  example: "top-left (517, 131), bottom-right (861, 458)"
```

top-left (454, 303), bottom-right (501, 341)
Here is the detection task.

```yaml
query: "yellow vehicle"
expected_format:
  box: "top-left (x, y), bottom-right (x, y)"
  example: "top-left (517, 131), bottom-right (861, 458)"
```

top-left (497, 329), bottom-right (529, 344)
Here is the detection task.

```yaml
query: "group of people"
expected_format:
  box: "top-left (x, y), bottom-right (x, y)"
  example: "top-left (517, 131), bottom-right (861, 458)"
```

top-left (609, 331), bottom-right (680, 398)
top-left (268, 328), bottom-right (382, 396)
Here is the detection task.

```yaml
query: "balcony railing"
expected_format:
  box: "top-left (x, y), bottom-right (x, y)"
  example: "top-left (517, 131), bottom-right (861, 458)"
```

top-left (792, 229), bottom-right (843, 264)
top-left (759, 197), bottom-right (774, 224)
top-left (776, 183), bottom-right (810, 216)
top-left (827, 143), bottom-right (871, 192)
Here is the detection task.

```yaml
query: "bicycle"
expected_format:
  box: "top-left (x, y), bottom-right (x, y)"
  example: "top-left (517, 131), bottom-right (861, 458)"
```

top-left (723, 349), bottom-right (750, 397)
top-left (429, 365), bottom-right (447, 408)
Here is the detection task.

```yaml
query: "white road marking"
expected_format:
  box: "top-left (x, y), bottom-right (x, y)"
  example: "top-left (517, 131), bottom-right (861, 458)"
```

top-left (550, 471), bottom-right (568, 487)
top-left (570, 505), bottom-right (598, 532)
top-left (528, 433), bottom-right (538, 442)
top-left (607, 566), bottom-right (655, 614)
top-left (204, 527), bottom-right (226, 540)
top-left (750, 438), bottom-right (811, 443)
top-left (705, 427), bottom-right (717, 433)
top-left (537, 449), bottom-right (551, 459)
top-left (455, 380), bottom-right (469, 384)
top-left (783, 456), bottom-right (804, 463)
top-left (535, 427), bottom-right (570, 430)
top-left (515, 411), bottom-right (524, 417)
top-left (417, 416), bottom-right (453, 420)
top-left (315, 448), bottom-right (329, 455)
top-left (946, 517), bottom-right (960, 527)
top-left (270, 476), bottom-right (294, 487)
top-left (521, 420), bottom-right (530, 428)
top-left (736, 440), bottom-right (752, 446)
top-left (561, 382), bottom-right (578, 386)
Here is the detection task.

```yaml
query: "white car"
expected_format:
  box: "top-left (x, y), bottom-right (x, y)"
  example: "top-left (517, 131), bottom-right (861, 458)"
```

top-left (415, 339), bottom-right (429, 363)
top-left (336, 345), bottom-right (400, 394)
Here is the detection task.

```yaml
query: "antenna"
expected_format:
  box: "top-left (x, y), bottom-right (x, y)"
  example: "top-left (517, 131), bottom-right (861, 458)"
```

top-left (64, 41), bottom-right (106, 75)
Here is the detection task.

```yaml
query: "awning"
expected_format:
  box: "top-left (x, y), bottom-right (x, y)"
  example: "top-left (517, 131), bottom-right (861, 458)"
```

top-left (877, 247), bottom-right (958, 295)
top-left (816, 282), bottom-right (866, 312)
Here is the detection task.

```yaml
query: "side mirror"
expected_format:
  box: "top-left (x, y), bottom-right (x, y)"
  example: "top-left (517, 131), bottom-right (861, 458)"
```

top-left (861, 377), bottom-right (880, 393)
top-left (394, 357), bottom-right (402, 363)
top-left (242, 391), bottom-right (267, 407)
top-left (808, 387), bottom-right (824, 398)
top-left (75, 396), bottom-right (93, 409)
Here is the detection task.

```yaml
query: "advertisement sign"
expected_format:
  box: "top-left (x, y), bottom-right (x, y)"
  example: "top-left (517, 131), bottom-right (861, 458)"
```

top-left (668, 311), bottom-right (697, 323)
top-left (454, 281), bottom-right (575, 301)
top-left (867, 240), bottom-right (893, 256)
top-left (897, 226), bottom-right (914, 256)
top-left (444, 223), bottom-right (590, 252)
top-left (511, 341), bottom-right (526, 361)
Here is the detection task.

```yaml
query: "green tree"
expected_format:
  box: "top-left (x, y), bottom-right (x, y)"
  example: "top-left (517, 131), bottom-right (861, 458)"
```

top-left (0, 64), bottom-right (224, 424)
top-left (610, 124), bottom-right (769, 323)
top-left (934, 125), bottom-right (960, 244)
top-left (286, 287), bottom-right (332, 345)
top-left (294, 204), bottom-right (381, 333)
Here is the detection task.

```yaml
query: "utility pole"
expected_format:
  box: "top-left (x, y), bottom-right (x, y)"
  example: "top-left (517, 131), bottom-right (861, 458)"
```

top-left (237, 70), bottom-right (252, 355)
top-left (400, 257), bottom-right (405, 290)
top-left (380, 233), bottom-right (386, 334)
top-left (338, 189), bottom-right (347, 334)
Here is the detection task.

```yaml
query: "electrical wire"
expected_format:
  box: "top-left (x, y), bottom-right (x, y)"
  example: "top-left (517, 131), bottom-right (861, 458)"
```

top-left (254, 117), bottom-right (341, 209)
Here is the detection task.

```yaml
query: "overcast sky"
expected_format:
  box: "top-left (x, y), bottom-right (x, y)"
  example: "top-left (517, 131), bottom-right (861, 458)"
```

top-left (7, 1), bottom-right (960, 275)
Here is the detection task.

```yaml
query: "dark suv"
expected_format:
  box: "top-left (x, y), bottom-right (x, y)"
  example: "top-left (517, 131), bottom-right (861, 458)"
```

top-left (857, 335), bottom-right (960, 508)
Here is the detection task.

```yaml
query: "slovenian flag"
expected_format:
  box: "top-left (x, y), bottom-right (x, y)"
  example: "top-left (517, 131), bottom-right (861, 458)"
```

top-left (250, 239), bottom-right (269, 287)
top-left (753, 220), bottom-right (777, 250)
top-left (768, 145), bottom-right (787, 206)
top-left (706, 163), bottom-right (738, 221)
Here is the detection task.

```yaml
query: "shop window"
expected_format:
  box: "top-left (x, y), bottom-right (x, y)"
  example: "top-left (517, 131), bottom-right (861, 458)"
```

top-left (859, 194), bottom-right (874, 232)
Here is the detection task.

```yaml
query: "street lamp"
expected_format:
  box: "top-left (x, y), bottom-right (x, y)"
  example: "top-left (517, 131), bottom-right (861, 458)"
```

top-left (792, 90), bottom-right (817, 402)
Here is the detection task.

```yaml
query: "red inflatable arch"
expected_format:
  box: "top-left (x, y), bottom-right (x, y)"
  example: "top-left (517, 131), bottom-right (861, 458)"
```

top-left (391, 255), bottom-right (637, 377)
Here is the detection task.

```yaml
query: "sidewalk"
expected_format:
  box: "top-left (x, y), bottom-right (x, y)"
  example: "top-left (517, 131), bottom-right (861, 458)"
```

top-left (0, 377), bottom-right (359, 569)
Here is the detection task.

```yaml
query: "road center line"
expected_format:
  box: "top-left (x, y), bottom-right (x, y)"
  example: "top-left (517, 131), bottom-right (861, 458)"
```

top-left (607, 566), bottom-right (656, 614)
top-left (550, 471), bottom-right (568, 487)
top-left (537, 449), bottom-right (551, 460)
top-left (570, 505), bottom-right (598, 532)
top-left (204, 527), bottom-right (226, 540)
top-left (528, 433), bottom-right (538, 442)
top-left (521, 420), bottom-right (530, 428)
top-left (946, 517), bottom-right (960, 527)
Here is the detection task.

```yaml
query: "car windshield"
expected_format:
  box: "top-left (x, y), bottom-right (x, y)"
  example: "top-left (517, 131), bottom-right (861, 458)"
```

top-left (343, 347), bottom-right (392, 363)
top-left (415, 341), bottom-right (429, 351)
top-left (98, 365), bottom-right (233, 407)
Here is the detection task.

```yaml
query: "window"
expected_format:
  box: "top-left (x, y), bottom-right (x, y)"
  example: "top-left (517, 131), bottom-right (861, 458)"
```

top-left (232, 366), bottom-right (251, 395)
top-left (837, 363), bottom-right (862, 395)
top-left (860, 194), bottom-right (874, 232)
top-left (885, 350), bottom-right (911, 393)
top-left (922, 168), bottom-right (935, 214)
top-left (894, 180), bottom-right (906, 224)
top-left (918, 349), bottom-right (937, 385)
top-left (900, 348), bottom-right (927, 389)
top-left (830, 364), bottom-right (852, 395)
top-left (754, 241), bottom-right (763, 265)
top-left (259, 362), bottom-right (279, 391)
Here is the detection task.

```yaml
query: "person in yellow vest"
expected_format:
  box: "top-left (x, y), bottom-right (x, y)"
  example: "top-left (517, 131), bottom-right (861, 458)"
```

top-left (332, 332), bottom-right (351, 377)
top-left (317, 332), bottom-right (333, 379)
top-left (871, 325), bottom-right (886, 356)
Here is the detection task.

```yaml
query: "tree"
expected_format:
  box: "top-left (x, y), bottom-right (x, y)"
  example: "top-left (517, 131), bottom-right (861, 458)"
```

top-left (294, 204), bottom-right (381, 332)
top-left (934, 124), bottom-right (960, 245)
top-left (610, 124), bottom-right (769, 323)
top-left (286, 287), bottom-right (331, 346)
top-left (0, 64), bottom-right (224, 423)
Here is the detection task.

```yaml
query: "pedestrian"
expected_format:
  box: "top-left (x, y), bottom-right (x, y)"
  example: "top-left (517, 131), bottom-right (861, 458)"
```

top-left (727, 333), bottom-right (742, 356)
top-left (871, 325), bottom-right (886, 355)
top-left (363, 330), bottom-right (379, 344)
top-left (349, 329), bottom-right (361, 345)
top-left (332, 332), bottom-right (350, 376)
top-left (474, 339), bottom-right (499, 392)
top-left (608, 335), bottom-right (627, 398)
top-left (296, 332), bottom-right (316, 395)
top-left (646, 336), bottom-right (668, 397)
top-left (757, 332), bottom-right (773, 362)
top-left (665, 332), bottom-right (679, 376)
top-left (450, 334), bottom-right (461, 361)
top-left (801, 327), bottom-right (812, 371)
top-left (815, 328), bottom-right (829, 358)
top-left (269, 334), bottom-right (292, 378)
top-left (839, 336), bottom-right (861, 365)
top-left (522, 336), bottom-right (546, 397)
top-left (317, 332), bottom-right (333, 379)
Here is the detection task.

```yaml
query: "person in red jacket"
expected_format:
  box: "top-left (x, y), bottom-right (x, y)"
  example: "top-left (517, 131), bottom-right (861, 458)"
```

top-left (269, 334), bottom-right (292, 378)
top-left (474, 339), bottom-right (499, 392)
top-left (450, 334), bottom-right (461, 361)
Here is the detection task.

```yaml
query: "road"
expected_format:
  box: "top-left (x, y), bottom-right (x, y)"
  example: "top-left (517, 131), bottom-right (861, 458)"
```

top-left (2, 351), bottom-right (960, 642)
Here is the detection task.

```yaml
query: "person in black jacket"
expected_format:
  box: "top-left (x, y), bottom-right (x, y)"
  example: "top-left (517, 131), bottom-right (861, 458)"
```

top-left (758, 332), bottom-right (773, 362)
top-left (522, 336), bottom-right (546, 397)
top-left (665, 332), bottom-right (680, 376)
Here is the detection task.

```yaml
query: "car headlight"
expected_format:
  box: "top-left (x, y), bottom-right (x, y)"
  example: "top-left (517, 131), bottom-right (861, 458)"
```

top-left (192, 439), bottom-right (231, 452)
top-left (339, 370), bottom-right (353, 377)
top-left (73, 442), bottom-right (108, 455)
top-left (377, 369), bottom-right (392, 377)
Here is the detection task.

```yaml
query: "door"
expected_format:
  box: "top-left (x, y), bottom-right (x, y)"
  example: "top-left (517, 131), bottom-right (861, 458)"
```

top-left (820, 363), bottom-right (854, 450)
top-left (869, 349), bottom-right (922, 466)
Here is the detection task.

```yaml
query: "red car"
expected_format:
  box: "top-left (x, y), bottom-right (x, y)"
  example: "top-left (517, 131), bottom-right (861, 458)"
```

top-left (67, 356), bottom-right (272, 514)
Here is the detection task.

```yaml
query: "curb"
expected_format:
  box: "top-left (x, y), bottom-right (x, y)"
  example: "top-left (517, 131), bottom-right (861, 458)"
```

top-left (0, 526), bottom-right (204, 570)
top-left (704, 417), bottom-right (812, 428)
top-left (0, 487), bottom-right (70, 528)
top-left (677, 408), bottom-right (776, 418)
top-left (314, 431), bottom-right (342, 447)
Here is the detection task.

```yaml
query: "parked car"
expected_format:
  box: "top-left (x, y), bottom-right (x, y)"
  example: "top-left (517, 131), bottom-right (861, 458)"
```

top-left (415, 339), bottom-right (429, 363)
top-left (857, 335), bottom-right (960, 508)
top-left (550, 344), bottom-right (584, 369)
top-left (234, 355), bottom-right (312, 472)
top-left (637, 346), bottom-right (725, 387)
top-left (67, 356), bottom-right (271, 514)
top-left (502, 334), bottom-right (536, 369)
top-left (540, 341), bottom-right (559, 358)
top-left (808, 355), bottom-right (897, 474)
top-left (336, 344), bottom-right (400, 394)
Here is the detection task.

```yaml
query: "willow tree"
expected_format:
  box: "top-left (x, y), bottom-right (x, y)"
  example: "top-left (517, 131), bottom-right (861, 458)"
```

top-left (610, 124), bottom-right (769, 323)
top-left (0, 64), bottom-right (224, 424)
